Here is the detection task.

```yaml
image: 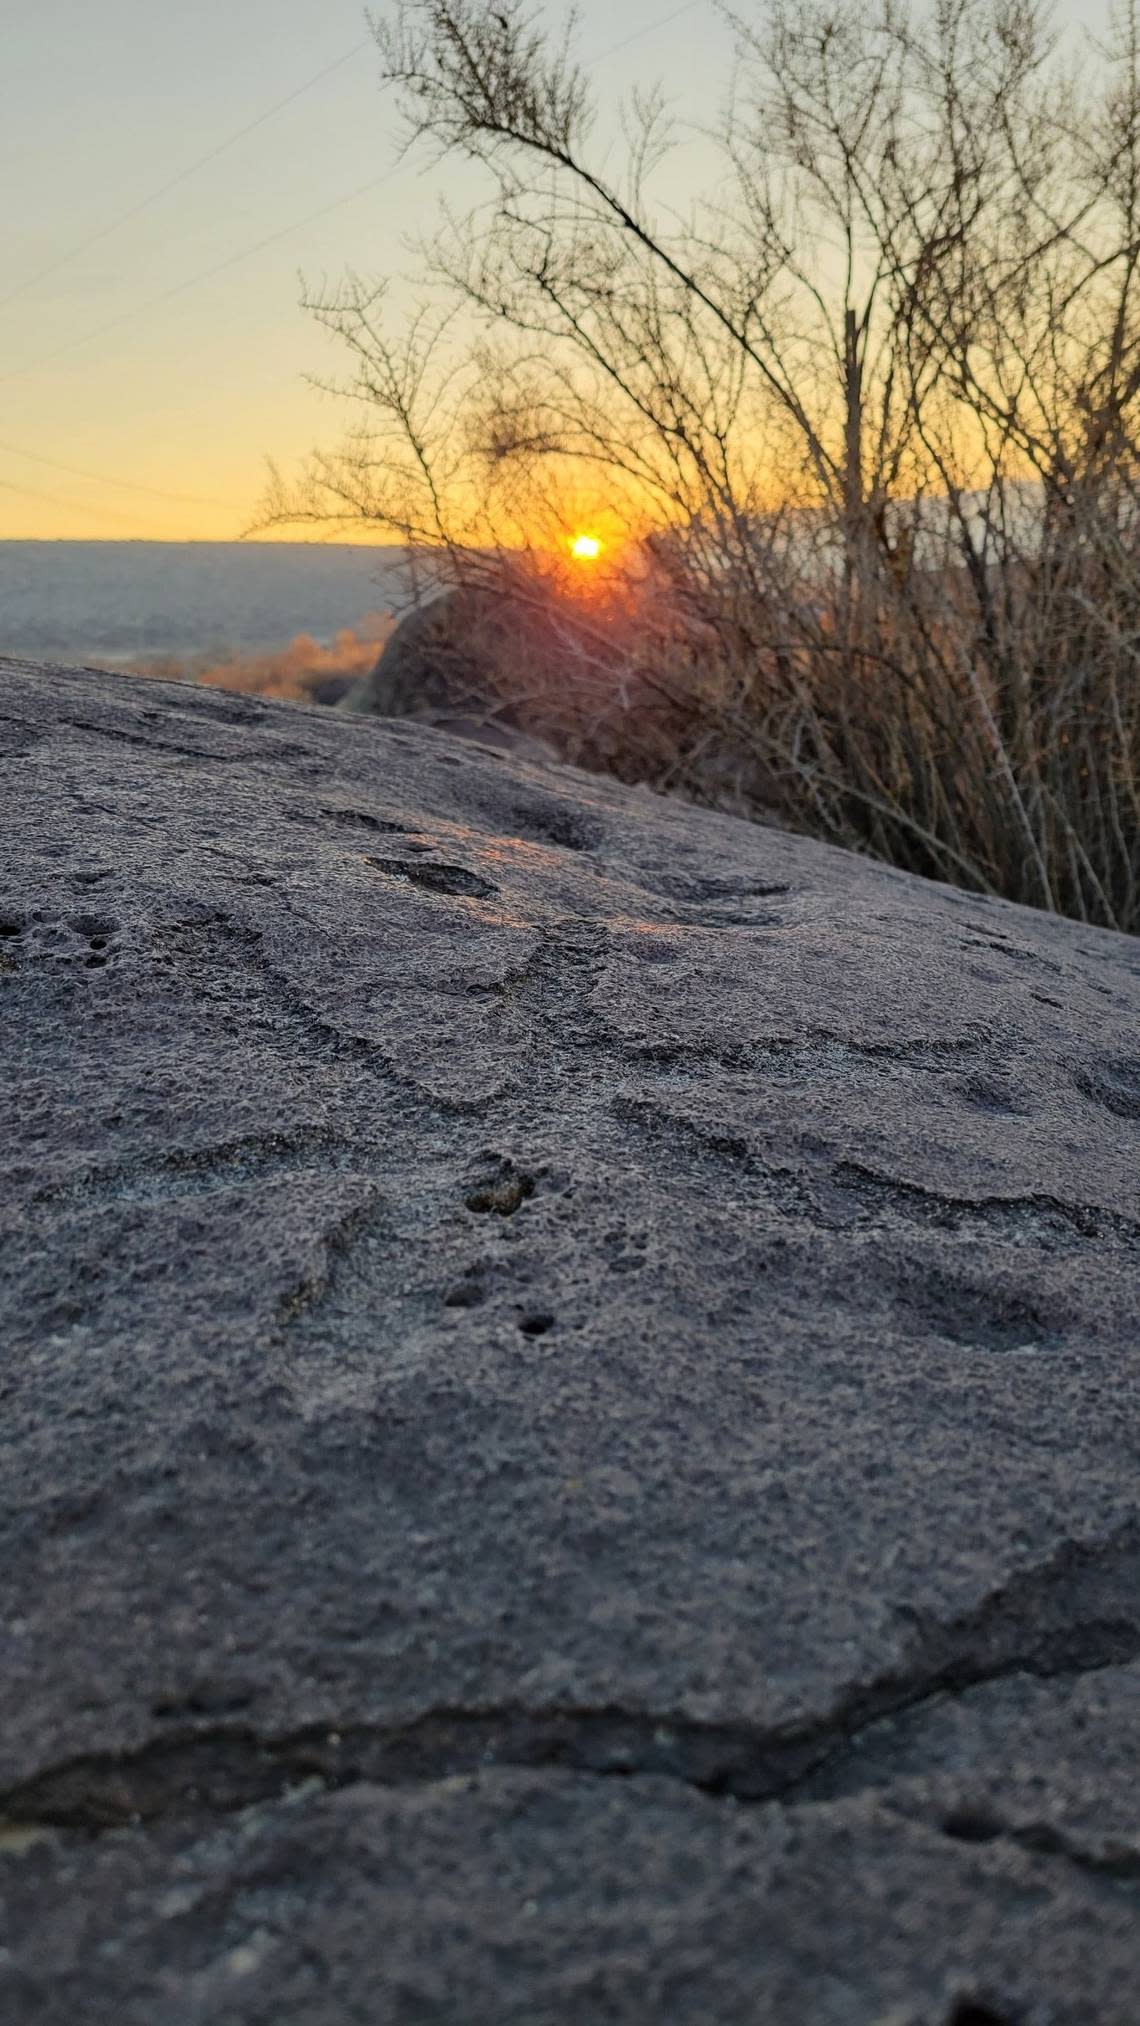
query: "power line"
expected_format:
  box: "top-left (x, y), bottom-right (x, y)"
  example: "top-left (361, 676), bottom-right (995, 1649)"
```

top-left (0, 0), bottom-right (706, 391)
top-left (0, 172), bottom-right (395, 384)
top-left (599, 0), bottom-right (701, 58)
top-left (0, 474), bottom-right (174, 532)
top-left (0, 438), bottom-right (233, 507)
top-left (0, 38), bottom-right (373, 315)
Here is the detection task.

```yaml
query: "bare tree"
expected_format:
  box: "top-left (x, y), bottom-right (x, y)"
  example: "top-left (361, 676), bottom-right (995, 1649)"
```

top-left (262, 0), bottom-right (1140, 930)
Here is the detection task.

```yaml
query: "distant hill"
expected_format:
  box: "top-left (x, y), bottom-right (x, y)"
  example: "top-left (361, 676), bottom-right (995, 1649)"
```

top-left (0, 540), bottom-right (419, 664)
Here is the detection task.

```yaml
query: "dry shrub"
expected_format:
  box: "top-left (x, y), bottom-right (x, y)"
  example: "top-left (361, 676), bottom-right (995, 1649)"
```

top-left (262, 0), bottom-right (1140, 933)
top-left (127, 616), bottom-right (394, 705)
top-left (441, 485), bottom-right (1140, 932)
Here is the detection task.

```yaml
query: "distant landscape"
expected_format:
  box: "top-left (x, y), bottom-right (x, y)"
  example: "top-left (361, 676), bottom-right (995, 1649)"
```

top-left (0, 542), bottom-right (417, 694)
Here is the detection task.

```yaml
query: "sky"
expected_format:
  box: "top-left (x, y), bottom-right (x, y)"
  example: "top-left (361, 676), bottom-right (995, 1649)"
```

top-left (2, 0), bottom-right (732, 541)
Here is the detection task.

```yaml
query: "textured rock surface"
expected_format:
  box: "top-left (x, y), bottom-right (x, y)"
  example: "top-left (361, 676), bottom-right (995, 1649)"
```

top-left (2, 656), bottom-right (1139, 2025)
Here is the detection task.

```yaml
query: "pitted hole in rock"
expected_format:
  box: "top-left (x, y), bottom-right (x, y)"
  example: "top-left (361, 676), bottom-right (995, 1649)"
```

top-left (172, 691), bottom-right (267, 728)
top-left (1075, 1057), bottom-right (1140, 1123)
top-left (893, 1264), bottom-right (1058, 1356)
top-left (0, 913), bottom-right (25, 938)
top-left (151, 1680), bottom-right (256, 1721)
top-left (632, 942), bottom-right (682, 964)
top-left (947, 2005), bottom-right (1019, 2026)
top-left (321, 805), bottom-right (412, 836)
top-left (648, 873), bottom-right (792, 907)
top-left (632, 871), bottom-right (794, 929)
top-left (366, 856), bottom-right (498, 901)
top-left (940, 1808), bottom-right (1005, 1845)
top-left (69, 912), bottom-right (121, 972)
top-left (959, 934), bottom-right (1053, 969)
top-left (497, 795), bottom-right (603, 854)
top-left (444, 1271), bottom-right (489, 1310)
top-left (465, 1162), bottom-right (536, 1217)
top-left (519, 1311), bottom-right (555, 1338)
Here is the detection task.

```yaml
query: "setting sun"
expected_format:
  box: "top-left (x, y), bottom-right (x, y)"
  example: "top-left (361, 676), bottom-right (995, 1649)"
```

top-left (569, 533), bottom-right (603, 562)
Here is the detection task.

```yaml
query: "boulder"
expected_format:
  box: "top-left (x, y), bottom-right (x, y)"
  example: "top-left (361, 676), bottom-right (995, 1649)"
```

top-left (341, 592), bottom-right (474, 716)
top-left (342, 590), bottom-right (779, 809)
top-left (343, 590), bottom-right (511, 718)
top-left (342, 591), bottom-right (561, 764)
top-left (2, 656), bottom-right (1140, 2026)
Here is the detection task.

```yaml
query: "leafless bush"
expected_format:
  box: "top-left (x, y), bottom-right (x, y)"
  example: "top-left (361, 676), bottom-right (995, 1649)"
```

top-left (262, 0), bottom-right (1140, 932)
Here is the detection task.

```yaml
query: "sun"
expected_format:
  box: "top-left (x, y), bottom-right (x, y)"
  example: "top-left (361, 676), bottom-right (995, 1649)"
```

top-left (568, 532), bottom-right (603, 562)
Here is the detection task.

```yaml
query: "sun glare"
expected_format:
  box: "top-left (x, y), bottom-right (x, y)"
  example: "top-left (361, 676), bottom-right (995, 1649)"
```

top-left (569, 532), bottom-right (602, 562)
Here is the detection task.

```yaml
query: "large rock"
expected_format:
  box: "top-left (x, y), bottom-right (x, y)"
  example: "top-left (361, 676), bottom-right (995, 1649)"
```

top-left (2, 656), bottom-right (1139, 2025)
top-left (342, 591), bottom-right (489, 718)
top-left (342, 590), bottom-right (556, 761)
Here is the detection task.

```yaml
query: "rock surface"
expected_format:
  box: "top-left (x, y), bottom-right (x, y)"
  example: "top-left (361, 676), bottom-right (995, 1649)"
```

top-left (2, 656), bottom-right (1139, 2025)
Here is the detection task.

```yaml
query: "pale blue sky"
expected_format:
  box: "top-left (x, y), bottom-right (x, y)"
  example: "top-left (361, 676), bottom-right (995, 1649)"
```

top-left (2, 0), bottom-right (1093, 539)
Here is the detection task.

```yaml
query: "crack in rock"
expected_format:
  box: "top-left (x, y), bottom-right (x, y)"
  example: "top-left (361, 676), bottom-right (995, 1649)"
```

top-left (194, 910), bottom-right (500, 1119)
top-left (62, 715), bottom-right (296, 765)
top-left (622, 1031), bottom-right (988, 1082)
top-left (317, 804), bottom-right (414, 836)
top-left (934, 1806), bottom-right (1140, 1884)
top-left (6, 1520), bottom-right (1138, 1835)
top-left (608, 1102), bottom-right (1140, 1255)
top-left (823, 1161), bottom-right (1140, 1250)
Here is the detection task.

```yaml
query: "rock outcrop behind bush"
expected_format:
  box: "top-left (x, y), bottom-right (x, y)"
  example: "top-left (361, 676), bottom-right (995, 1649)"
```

top-left (2, 657), bottom-right (1139, 2025)
top-left (341, 591), bottom-right (492, 718)
top-left (341, 591), bottom-right (555, 758)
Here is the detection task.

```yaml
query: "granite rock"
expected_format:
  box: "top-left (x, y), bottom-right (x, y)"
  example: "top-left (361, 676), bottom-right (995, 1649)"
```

top-left (1, 657), bottom-right (1139, 2025)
